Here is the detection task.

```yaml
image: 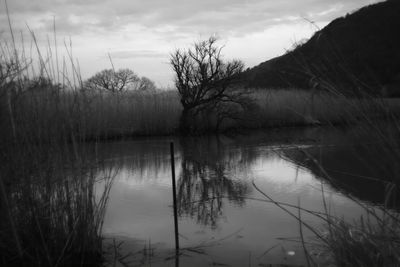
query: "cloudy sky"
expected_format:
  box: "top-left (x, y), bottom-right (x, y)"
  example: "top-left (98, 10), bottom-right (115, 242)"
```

top-left (1, 0), bottom-right (380, 87)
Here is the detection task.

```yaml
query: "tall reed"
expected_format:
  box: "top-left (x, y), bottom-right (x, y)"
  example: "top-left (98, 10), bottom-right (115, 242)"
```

top-left (0, 17), bottom-right (116, 266)
top-left (0, 141), bottom-right (116, 266)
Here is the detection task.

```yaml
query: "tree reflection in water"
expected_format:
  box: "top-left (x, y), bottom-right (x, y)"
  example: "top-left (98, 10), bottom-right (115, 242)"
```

top-left (176, 136), bottom-right (251, 228)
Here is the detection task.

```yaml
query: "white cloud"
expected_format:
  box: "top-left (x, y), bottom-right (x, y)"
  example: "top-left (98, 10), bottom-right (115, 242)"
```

top-left (0, 0), bottom-right (381, 86)
top-left (110, 50), bottom-right (167, 59)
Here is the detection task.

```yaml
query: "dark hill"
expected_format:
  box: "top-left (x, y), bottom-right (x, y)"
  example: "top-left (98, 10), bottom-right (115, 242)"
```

top-left (243, 0), bottom-right (400, 96)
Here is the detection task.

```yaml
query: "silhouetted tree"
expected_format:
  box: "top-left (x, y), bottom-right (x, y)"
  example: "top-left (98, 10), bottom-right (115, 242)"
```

top-left (137, 76), bottom-right (157, 92)
top-left (84, 68), bottom-right (140, 93)
top-left (170, 37), bottom-right (246, 133)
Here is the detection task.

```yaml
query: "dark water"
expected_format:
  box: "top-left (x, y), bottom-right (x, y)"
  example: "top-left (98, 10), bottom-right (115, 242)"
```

top-left (97, 125), bottom-right (400, 266)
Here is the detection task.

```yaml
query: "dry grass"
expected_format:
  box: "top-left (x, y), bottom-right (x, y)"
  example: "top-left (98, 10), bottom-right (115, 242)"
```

top-left (249, 89), bottom-right (400, 128)
top-left (4, 86), bottom-right (400, 144)
top-left (320, 214), bottom-right (400, 267)
top-left (0, 142), bottom-right (116, 266)
top-left (82, 90), bottom-right (181, 138)
top-left (0, 17), bottom-right (117, 266)
top-left (2, 87), bottom-right (181, 144)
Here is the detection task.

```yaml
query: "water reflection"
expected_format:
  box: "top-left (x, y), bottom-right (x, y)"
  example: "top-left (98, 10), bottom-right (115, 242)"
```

top-left (97, 125), bottom-right (400, 231)
top-left (177, 137), bottom-right (250, 227)
top-left (98, 124), bottom-right (400, 266)
top-left (281, 125), bottom-right (400, 208)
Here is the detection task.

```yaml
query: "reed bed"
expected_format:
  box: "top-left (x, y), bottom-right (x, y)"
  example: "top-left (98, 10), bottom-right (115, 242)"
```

top-left (0, 141), bottom-right (116, 267)
top-left (81, 90), bottom-right (181, 138)
top-left (320, 213), bottom-right (400, 266)
top-left (0, 19), bottom-right (118, 266)
top-left (2, 87), bottom-right (181, 144)
top-left (0, 71), bottom-right (117, 267)
top-left (249, 89), bottom-right (400, 128)
top-left (4, 81), bottom-right (400, 143)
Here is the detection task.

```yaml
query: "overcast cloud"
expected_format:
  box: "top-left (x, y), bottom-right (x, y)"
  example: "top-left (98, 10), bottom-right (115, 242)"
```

top-left (0, 0), bottom-right (381, 86)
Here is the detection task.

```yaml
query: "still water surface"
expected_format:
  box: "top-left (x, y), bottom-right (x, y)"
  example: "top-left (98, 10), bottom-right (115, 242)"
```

top-left (97, 126), bottom-right (396, 266)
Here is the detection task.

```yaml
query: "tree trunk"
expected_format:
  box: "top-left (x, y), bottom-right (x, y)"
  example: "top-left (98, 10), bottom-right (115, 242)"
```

top-left (179, 108), bottom-right (194, 135)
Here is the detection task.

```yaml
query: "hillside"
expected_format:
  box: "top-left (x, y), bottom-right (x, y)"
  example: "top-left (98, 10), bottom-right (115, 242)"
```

top-left (243, 0), bottom-right (400, 96)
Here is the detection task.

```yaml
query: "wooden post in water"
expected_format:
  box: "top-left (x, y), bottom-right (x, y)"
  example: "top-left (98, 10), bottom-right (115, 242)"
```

top-left (170, 142), bottom-right (180, 252)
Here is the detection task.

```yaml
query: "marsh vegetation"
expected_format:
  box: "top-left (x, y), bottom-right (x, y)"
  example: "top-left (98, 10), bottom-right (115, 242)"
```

top-left (2, 49), bottom-right (400, 266)
top-left (2, 2), bottom-right (400, 266)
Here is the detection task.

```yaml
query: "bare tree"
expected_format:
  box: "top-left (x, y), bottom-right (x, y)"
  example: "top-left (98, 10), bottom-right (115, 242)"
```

top-left (84, 68), bottom-right (140, 93)
top-left (170, 37), bottom-right (246, 133)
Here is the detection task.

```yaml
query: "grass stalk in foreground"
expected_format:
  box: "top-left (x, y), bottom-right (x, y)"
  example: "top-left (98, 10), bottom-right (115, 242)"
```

top-left (1, 21), bottom-right (117, 266)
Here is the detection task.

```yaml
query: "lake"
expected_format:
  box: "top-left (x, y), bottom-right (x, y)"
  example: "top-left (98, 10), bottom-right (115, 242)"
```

top-left (96, 125), bottom-right (399, 266)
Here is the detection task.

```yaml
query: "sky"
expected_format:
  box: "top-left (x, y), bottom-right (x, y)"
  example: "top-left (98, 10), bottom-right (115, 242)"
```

top-left (0, 0), bottom-right (380, 87)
